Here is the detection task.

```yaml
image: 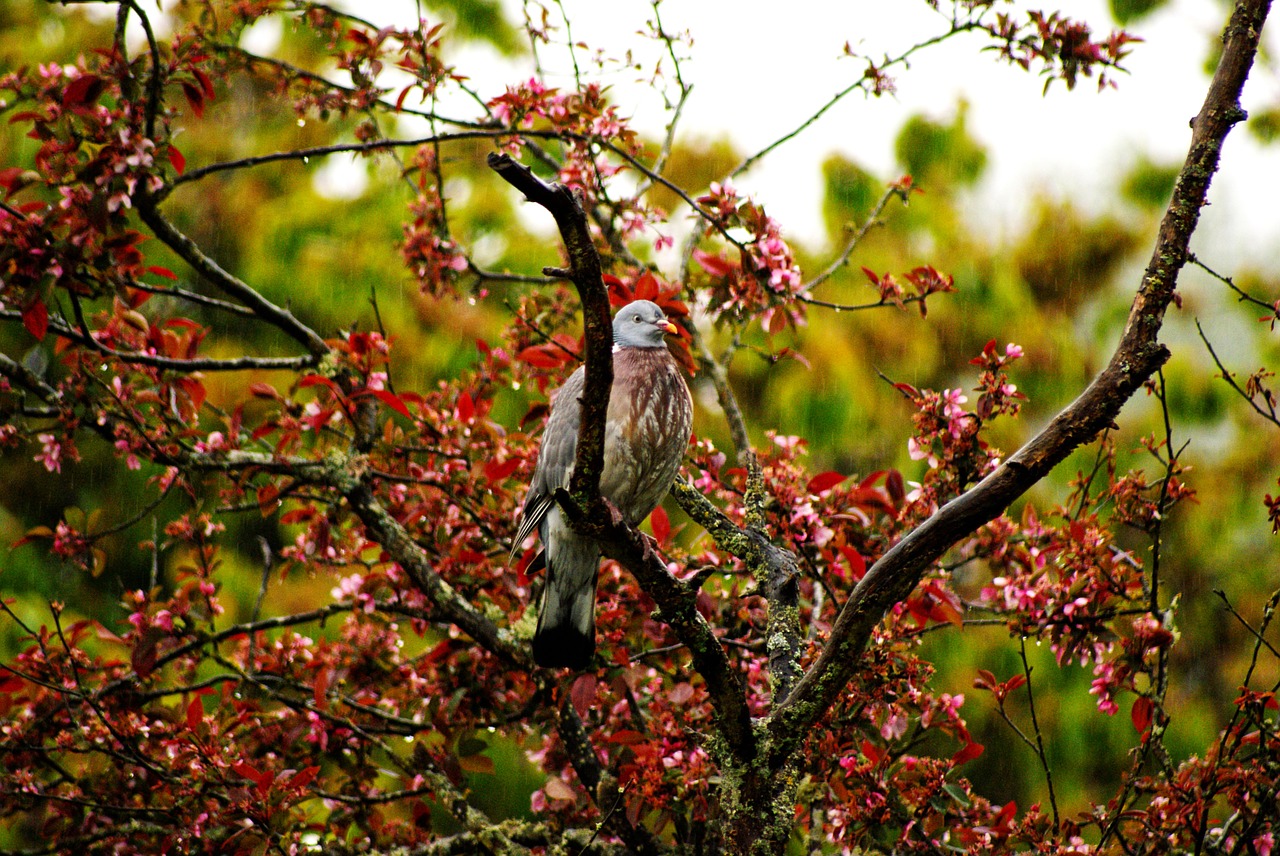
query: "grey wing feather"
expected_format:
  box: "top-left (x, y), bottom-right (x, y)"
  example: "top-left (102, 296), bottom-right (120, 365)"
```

top-left (509, 367), bottom-right (585, 562)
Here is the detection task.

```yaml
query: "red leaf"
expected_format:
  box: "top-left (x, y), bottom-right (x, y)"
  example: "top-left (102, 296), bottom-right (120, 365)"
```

top-left (602, 272), bottom-right (631, 302)
top-left (635, 271), bottom-right (660, 301)
top-left (0, 167), bottom-right (26, 196)
top-left (517, 344), bottom-right (570, 368)
top-left (455, 391), bottom-right (475, 423)
top-left (649, 506), bottom-right (670, 545)
top-left (606, 729), bottom-right (647, 745)
top-left (256, 484), bottom-right (280, 517)
top-left (313, 666), bottom-right (331, 711)
top-left (1131, 696), bottom-right (1152, 734)
top-left (233, 761), bottom-right (271, 795)
top-left (884, 469), bottom-right (906, 506)
top-left (176, 376), bottom-right (206, 412)
top-left (839, 546), bottom-right (867, 581)
top-left (951, 740), bottom-right (985, 766)
top-left (181, 81), bottom-right (205, 118)
top-left (186, 695), bottom-right (204, 732)
top-left (693, 249), bottom-right (735, 277)
top-left (367, 388), bottom-right (412, 419)
top-left (62, 74), bottom-right (102, 108)
top-left (395, 84), bottom-right (413, 112)
top-left (147, 265), bottom-right (178, 281)
top-left (973, 669), bottom-right (997, 692)
top-left (286, 766), bottom-right (320, 790)
top-left (299, 374), bottom-right (340, 395)
top-left (0, 669), bottom-right (24, 694)
top-left (167, 145), bottom-right (186, 176)
top-left (249, 382), bottom-right (279, 399)
top-left (21, 299), bottom-right (48, 341)
top-left (484, 457), bottom-right (520, 484)
top-left (923, 581), bottom-right (965, 628)
top-left (131, 629), bottom-right (160, 679)
top-left (807, 471), bottom-right (847, 494)
top-left (570, 674), bottom-right (596, 720)
top-left (193, 67), bottom-right (215, 99)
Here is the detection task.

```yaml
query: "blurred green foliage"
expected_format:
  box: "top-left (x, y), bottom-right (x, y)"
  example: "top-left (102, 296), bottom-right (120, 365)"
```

top-left (1109, 0), bottom-right (1170, 24)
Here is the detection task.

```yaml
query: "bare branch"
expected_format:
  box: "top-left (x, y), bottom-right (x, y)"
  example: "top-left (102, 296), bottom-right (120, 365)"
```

top-left (731, 22), bottom-right (982, 177)
top-left (135, 191), bottom-right (331, 358)
top-left (0, 308), bottom-right (318, 373)
top-left (801, 181), bottom-right (912, 293)
top-left (1197, 319), bottom-right (1280, 428)
top-left (486, 151), bottom-right (613, 506)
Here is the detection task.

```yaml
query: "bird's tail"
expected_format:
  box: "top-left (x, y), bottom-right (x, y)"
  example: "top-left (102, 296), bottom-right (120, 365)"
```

top-left (532, 509), bottom-right (599, 670)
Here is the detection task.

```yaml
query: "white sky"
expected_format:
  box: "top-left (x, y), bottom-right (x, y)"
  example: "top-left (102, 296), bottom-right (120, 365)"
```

top-left (192, 0), bottom-right (1280, 268)
top-left (489, 0), bottom-right (1280, 264)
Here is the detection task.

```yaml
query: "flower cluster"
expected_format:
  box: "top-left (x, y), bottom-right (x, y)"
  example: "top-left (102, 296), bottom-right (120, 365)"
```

top-left (898, 341), bottom-right (1024, 513)
top-left (693, 181), bottom-right (805, 331)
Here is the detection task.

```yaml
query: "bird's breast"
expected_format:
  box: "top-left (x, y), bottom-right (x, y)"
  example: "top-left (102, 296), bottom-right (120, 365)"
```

top-left (601, 347), bottom-right (693, 522)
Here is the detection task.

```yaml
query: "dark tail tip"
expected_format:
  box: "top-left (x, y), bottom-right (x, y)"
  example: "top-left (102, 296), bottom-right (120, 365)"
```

top-left (532, 623), bottom-right (595, 670)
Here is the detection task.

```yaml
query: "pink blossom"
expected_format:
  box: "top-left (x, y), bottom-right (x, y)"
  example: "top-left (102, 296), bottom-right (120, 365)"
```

top-left (114, 439), bottom-right (141, 470)
top-left (35, 433), bottom-right (62, 473)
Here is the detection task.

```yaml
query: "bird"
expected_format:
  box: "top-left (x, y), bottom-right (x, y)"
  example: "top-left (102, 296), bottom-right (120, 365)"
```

top-left (512, 299), bottom-right (693, 670)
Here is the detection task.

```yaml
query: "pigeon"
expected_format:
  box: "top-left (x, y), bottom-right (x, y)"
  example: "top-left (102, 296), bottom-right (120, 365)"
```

top-left (513, 300), bottom-right (693, 669)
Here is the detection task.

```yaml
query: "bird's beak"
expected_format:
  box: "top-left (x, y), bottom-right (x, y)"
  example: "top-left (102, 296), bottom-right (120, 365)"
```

top-left (660, 320), bottom-right (678, 335)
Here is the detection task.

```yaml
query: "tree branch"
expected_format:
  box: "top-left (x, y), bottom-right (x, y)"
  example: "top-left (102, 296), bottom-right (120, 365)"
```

top-left (135, 191), bottom-right (332, 358)
top-left (329, 462), bottom-right (530, 668)
top-left (766, 0), bottom-right (1273, 770)
top-left (556, 704), bottom-right (660, 855)
top-left (486, 152), bottom-right (612, 503)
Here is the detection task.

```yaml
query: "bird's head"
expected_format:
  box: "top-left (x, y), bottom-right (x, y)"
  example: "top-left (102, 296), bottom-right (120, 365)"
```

top-left (612, 299), bottom-right (678, 349)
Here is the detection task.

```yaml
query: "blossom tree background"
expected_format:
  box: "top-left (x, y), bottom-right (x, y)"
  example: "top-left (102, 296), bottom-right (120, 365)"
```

top-left (0, 1), bottom-right (1278, 853)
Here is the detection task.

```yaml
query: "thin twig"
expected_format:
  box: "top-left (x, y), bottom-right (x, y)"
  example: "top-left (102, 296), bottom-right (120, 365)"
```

top-left (1018, 638), bottom-right (1060, 831)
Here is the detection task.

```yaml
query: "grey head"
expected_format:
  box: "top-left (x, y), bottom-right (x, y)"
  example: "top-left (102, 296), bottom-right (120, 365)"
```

top-left (612, 299), bottom-right (676, 349)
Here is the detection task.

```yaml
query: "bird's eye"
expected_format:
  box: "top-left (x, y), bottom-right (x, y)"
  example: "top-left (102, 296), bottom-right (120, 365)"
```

top-left (632, 315), bottom-right (642, 323)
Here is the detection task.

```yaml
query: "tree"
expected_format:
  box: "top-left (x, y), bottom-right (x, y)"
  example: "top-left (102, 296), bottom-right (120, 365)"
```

top-left (0, 1), bottom-right (1277, 853)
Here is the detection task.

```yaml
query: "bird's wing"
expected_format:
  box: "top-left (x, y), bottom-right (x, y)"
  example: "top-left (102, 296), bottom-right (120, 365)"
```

top-left (509, 366), bottom-right (585, 562)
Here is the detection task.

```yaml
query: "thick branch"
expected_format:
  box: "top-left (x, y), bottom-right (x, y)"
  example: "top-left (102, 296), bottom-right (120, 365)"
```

top-left (486, 152), bottom-right (612, 502)
top-left (330, 463), bottom-right (530, 667)
top-left (766, 0), bottom-right (1272, 769)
